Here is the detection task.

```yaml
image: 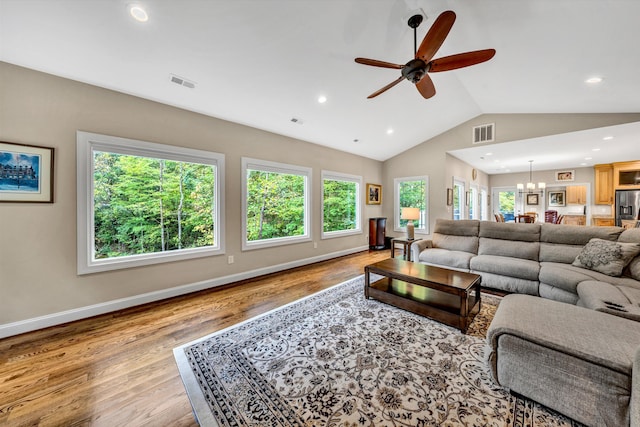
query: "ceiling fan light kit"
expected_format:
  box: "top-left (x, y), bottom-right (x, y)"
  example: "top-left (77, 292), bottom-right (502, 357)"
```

top-left (355, 10), bottom-right (496, 99)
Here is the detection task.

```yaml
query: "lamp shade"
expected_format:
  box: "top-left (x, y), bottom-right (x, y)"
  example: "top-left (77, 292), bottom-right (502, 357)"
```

top-left (401, 207), bottom-right (420, 220)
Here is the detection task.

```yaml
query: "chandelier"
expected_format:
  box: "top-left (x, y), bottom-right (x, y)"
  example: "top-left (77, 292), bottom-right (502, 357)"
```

top-left (517, 160), bottom-right (545, 195)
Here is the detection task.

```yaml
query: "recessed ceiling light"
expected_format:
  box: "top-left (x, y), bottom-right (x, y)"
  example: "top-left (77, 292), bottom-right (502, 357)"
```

top-left (585, 157), bottom-right (592, 160)
top-left (585, 76), bottom-right (603, 84)
top-left (485, 152), bottom-right (493, 156)
top-left (386, 128), bottom-right (394, 135)
top-left (580, 162), bottom-right (588, 166)
top-left (129, 5), bottom-right (148, 22)
top-left (603, 136), bottom-right (613, 140)
top-left (318, 95), bottom-right (327, 104)
top-left (592, 148), bottom-right (601, 151)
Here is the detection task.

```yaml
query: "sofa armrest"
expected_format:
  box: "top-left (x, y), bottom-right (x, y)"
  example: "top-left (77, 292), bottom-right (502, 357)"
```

top-left (411, 239), bottom-right (432, 262)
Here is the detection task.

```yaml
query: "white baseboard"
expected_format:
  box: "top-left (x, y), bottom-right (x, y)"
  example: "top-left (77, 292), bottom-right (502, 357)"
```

top-left (0, 246), bottom-right (369, 339)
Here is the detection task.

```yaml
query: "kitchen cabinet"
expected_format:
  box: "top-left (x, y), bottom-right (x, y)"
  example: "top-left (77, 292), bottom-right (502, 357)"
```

top-left (563, 215), bottom-right (586, 226)
top-left (594, 164), bottom-right (614, 205)
top-left (592, 217), bottom-right (615, 227)
top-left (614, 160), bottom-right (640, 189)
top-left (566, 185), bottom-right (587, 205)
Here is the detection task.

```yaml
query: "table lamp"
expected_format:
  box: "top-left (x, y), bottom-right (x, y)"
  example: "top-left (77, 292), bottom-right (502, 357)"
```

top-left (401, 207), bottom-right (420, 240)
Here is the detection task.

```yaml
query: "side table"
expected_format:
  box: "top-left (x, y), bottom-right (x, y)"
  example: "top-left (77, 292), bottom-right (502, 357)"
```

top-left (390, 237), bottom-right (421, 262)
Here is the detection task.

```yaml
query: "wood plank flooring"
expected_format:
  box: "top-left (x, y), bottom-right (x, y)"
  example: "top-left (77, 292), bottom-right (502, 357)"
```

top-left (0, 249), bottom-right (391, 426)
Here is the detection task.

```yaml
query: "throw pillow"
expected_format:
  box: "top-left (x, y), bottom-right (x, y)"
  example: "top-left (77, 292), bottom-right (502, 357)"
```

top-left (572, 238), bottom-right (640, 277)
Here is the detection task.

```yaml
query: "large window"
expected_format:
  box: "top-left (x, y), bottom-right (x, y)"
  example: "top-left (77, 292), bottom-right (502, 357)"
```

top-left (77, 131), bottom-right (225, 274)
top-left (242, 158), bottom-right (311, 250)
top-left (453, 178), bottom-right (465, 220)
top-left (394, 176), bottom-right (429, 235)
top-left (321, 171), bottom-right (362, 239)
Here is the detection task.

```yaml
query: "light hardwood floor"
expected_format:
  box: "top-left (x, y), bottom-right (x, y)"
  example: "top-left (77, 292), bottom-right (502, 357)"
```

top-left (0, 249), bottom-right (391, 426)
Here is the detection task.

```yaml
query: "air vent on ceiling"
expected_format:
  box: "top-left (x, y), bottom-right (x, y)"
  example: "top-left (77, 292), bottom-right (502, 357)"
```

top-left (290, 117), bottom-right (304, 124)
top-left (169, 74), bottom-right (196, 89)
top-left (472, 123), bottom-right (495, 144)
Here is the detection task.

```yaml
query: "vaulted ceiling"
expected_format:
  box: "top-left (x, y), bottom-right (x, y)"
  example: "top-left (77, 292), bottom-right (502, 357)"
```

top-left (2, 0), bottom-right (639, 166)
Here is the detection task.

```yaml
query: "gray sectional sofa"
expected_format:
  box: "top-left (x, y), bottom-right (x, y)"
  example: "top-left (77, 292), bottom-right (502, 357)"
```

top-left (410, 219), bottom-right (640, 304)
top-left (410, 219), bottom-right (640, 426)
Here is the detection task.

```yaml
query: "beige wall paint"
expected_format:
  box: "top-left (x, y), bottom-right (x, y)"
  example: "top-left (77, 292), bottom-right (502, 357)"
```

top-left (383, 113), bottom-right (640, 236)
top-left (2, 60), bottom-right (640, 333)
top-left (0, 62), bottom-right (383, 327)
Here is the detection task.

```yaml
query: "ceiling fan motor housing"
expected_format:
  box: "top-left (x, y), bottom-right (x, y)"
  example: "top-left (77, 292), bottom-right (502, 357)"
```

top-left (402, 59), bottom-right (427, 83)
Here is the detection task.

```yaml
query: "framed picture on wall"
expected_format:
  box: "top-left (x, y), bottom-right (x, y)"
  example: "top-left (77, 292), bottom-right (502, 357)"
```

top-left (526, 193), bottom-right (539, 205)
top-left (555, 170), bottom-right (575, 182)
top-left (366, 183), bottom-right (382, 205)
top-left (548, 190), bottom-right (566, 207)
top-left (0, 141), bottom-right (54, 203)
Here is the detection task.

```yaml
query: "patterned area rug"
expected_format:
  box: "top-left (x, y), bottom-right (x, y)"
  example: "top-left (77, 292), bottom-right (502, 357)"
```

top-left (174, 275), bottom-right (582, 426)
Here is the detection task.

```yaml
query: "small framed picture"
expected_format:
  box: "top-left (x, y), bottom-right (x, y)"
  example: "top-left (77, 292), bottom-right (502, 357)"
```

top-left (555, 170), bottom-right (575, 182)
top-left (446, 188), bottom-right (453, 206)
top-left (526, 193), bottom-right (539, 205)
top-left (366, 183), bottom-right (382, 205)
top-left (548, 190), bottom-right (566, 207)
top-left (0, 141), bottom-right (54, 203)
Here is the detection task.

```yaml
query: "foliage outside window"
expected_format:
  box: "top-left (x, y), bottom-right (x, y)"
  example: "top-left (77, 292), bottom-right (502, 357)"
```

top-left (394, 176), bottom-right (429, 234)
top-left (322, 171), bottom-right (362, 239)
top-left (453, 179), bottom-right (465, 220)
top-left (242, 158), bottom-right (311, 250)
top-left (77, 132), bottom-right (224, 274)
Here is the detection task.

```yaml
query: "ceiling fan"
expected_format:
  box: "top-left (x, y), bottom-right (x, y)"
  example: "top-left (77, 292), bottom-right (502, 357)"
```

top-left (355, 10), bottom-right (495, 99)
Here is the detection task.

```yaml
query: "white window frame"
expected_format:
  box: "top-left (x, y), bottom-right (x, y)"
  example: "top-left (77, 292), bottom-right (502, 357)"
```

top-left (480, 186), bottom-right (489, 221)
top-left (242, 157), bottom-right (312, 251)
top-left (321, 170), bottom-right (362, 239)
top-left (393, 175), bottom-right (429, 235)
top-left (76, 131), bottom-right (225, 275)
top-left (469, 184), bottom-right (479, 220)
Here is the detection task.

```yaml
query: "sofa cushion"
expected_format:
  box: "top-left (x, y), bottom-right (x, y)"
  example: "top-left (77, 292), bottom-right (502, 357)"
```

top-left (433, 219), bottom-right (479, 236)
top-left (473, 271), bottom-right (538, 295)
top-left (470, 254), bottom-right (540, 281)
top-left (539, 242), bottom-right (583, 264)
top-left (572, 238), bottom-right (640, 277)
top-left (418, 248), bottom-right (474, 270)
top-left (479, 221), bottom-right (540, 242)
top-left (618, 227), bottom-right (640, 244)
top-left (432, 233), bottom-right (479, 254)
top-left (538, 283), bottom-right (579, 305)
top-left (540, 262), bottom-right (640, 294)
top-left (478, 237), bottom-right (539, 261)
top-left (540, 223), bottom-right (622, 245)
top-left (577, 281), bottom-right (640, 322)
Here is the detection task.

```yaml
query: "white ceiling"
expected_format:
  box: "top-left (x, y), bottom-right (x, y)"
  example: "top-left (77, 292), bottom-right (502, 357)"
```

top-left (1, 0), bottom-right (640, 165)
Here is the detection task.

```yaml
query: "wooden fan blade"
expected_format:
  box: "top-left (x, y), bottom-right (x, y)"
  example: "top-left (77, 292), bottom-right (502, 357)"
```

top-left (416, 74), bottom-right (436, 99)
top-left (417, 10), bottom-right (456, 62)
top-left (355, 58), bottom-right (403, 69)
top-left (428, 49), bottom-right (496, 72)
top-left (367, 76), bottom-right (405, 98)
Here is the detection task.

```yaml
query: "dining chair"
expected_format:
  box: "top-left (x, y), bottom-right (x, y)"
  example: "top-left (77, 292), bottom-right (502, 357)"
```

top-left (517, 214), bottom-right (535, 223)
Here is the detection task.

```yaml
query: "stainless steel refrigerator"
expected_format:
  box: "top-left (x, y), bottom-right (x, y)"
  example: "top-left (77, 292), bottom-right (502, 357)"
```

top-left (615, 189), bottom-right (640, 226)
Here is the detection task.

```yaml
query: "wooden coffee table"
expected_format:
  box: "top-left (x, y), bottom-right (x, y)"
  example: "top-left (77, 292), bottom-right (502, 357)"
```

top-left (364, 258), bottom-right (481, 333)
